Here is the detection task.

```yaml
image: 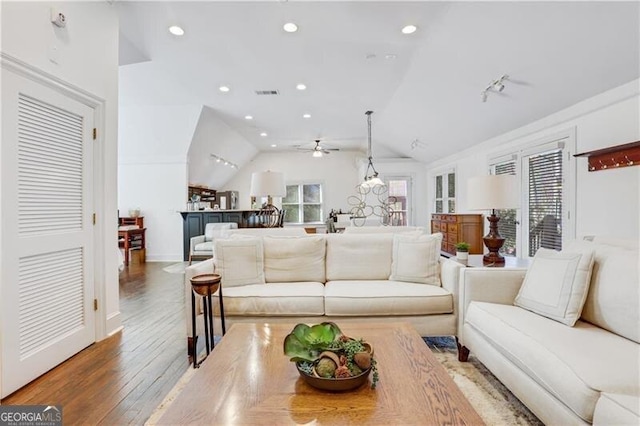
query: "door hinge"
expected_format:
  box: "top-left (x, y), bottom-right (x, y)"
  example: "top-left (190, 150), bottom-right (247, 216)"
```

top-left (92, 213), bottom-right (96, 225)
top-left (94, 299), bottom-right (98, 311)
top-left (93, 128), bottom-right (97, 140)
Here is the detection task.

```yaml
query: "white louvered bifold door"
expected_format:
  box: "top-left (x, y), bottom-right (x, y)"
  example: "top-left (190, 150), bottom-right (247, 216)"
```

top-left (1, 69), bottom-right (95, 397)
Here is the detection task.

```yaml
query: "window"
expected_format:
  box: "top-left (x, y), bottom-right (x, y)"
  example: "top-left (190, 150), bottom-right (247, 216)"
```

top-left (282, 183), bottom-right (323, 224)
top-left (383, 177), bottom-right (412, 226)
top-left (434, 171), bottom-right (455, 213)
top-left (524, 148), bottom-right (563, 255)
top-left (491, 159), bottom-right (517, 256)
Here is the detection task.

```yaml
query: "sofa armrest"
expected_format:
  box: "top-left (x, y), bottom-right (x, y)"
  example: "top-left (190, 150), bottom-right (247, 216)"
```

top-left (184, 258), bottom-right (216, 337)
top-left (457, 267), bottom-right (528, 345)
top-left (189, 235), bottom-right (206, 253)
top-left (441, 258), bottom-right (465, 320)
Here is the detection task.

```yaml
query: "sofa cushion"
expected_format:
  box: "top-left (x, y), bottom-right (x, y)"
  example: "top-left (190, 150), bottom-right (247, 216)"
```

top-left (593, 393), bottom-right (640, 426)
top-left (214, 237), bottom-right (265, 288)
top-left (324, 280), bottom-right (453, 316)
top-left (565, 240), bottom-right (640, 343)
top-left (465, 302), bottom-right (640, 422)
top-left (194, 241), bottom-right (213, 253)
top-left (263, 235), bottom-right (326, 283)
top-left (389, 233), bottom-right (442, 285)
top-left (326, 234), bottom-right (393, 280)
top-left (216, 282), bottom-right (325, 316)
top-left (514, 247), bottom-right (595, 326)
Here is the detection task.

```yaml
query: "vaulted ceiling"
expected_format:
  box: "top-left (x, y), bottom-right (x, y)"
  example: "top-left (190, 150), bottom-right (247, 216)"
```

top-left (117, 1), bottom-right (639, 165)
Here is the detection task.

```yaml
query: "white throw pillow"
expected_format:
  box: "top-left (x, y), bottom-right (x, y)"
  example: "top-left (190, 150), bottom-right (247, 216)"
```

top-left (515, 247), bottom-right (595, 326)
top-left (214, 237), bottom-right (265, 288)
top-left (389, 233), bottom-right (443, 285)
top-left (263, 235), bottom-right (326, 283)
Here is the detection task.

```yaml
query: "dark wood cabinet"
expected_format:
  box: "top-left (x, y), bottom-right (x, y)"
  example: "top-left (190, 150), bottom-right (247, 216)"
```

top-left (431, 214), bottom-right (484, 255)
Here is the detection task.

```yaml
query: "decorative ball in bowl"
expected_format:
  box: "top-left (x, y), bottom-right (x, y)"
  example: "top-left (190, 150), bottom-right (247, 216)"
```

top-left (284, 322), bottom-right (378, 391)
top-left (128, 208), bottom-right (141, 218)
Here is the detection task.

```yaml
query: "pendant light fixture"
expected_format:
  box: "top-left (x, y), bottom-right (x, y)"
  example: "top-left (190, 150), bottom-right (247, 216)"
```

top-left (361, 110), bottom-right (385, 188)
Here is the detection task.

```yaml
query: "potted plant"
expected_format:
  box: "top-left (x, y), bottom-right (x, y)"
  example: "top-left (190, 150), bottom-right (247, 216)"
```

top-left (455, 242), bottom-right (470, 261)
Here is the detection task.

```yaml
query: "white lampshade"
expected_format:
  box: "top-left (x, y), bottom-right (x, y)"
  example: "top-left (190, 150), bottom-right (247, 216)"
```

top-left (249, 171), bottom-right (286, 197)
top-left (467, 175), bottom-right (519, 210)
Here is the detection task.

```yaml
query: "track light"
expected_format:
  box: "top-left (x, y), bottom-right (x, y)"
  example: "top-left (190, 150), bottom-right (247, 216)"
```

top-left (210, 154), bottom-right (238, 169)
top-left (481, 74), bottom-right (509, 103)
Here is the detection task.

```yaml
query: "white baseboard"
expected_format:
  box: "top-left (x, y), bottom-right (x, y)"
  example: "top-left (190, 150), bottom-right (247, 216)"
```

top-left (145, 254), bottom-right (183, 262)
top-left (106, 311), bottom-right (122, 337)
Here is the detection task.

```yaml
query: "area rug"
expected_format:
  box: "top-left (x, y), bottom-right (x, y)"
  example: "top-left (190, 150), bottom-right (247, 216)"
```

top-left (161, 261), bottom-right (195, 274)
top-left (147, 336), bottom-right (542, 425)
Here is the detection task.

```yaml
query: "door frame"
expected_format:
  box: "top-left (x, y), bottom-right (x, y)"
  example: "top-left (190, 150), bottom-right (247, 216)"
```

top-left (1, 53), bottom-right (108, 340)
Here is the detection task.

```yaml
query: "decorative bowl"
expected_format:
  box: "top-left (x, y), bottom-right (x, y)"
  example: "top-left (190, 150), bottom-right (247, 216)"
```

top-left (128, 208), bottom-right (141, 218)
top-left (296, 362), bottom-right (371, 392)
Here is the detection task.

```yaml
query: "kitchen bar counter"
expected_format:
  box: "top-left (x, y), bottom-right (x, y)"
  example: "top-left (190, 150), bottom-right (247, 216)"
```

top-left (179, 210), bottom-right (259, 260)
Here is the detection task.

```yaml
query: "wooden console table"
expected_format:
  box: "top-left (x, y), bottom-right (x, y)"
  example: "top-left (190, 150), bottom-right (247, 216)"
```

top-left (118, 227), bottom-right (146, 266)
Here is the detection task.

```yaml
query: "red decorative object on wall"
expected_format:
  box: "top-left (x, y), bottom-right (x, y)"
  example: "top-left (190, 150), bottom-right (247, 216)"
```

top-left (574, 140), bottom-right (640, 172)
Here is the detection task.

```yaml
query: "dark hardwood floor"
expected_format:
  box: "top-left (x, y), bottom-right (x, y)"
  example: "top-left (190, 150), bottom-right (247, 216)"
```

top-left (1, 261), bottom-right (189, 425)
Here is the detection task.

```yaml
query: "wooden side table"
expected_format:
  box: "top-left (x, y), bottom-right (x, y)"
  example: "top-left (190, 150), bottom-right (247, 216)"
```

top-left (190, 273), bottom-right (226, 368)
top-left (454, 254), bottom-right (531, 268)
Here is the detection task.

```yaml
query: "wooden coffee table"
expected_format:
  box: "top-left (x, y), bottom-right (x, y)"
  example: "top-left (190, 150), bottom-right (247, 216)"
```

top-left (158, 322), bottom-right (484, 425)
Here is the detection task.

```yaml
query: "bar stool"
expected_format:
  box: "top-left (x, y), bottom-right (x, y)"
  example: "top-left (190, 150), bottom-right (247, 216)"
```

top-left (189, 273), bottom-right (226, 368)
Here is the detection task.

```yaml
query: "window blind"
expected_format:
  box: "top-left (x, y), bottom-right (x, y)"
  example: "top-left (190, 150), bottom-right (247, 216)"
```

top-left (528, 149), bottom-right (563, 255)
top-left (494, 161), bottom-right (517, 256)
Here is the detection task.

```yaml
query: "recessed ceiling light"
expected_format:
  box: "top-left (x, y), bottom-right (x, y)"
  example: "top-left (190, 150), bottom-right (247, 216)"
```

top-left (385, 54), bottom-right (397, 60)
top-left (271, 144), bottom-right (277, 148)
top-left (296, 83), bottom-right (307, 91)
top-left (283, 22), bottom-right (298, 33)
top-left (302, 113), bottom-right (311, 119)
top-left (219, 86), bottom-right (230, 92)
top-left (168, 25), bottom-right (185, 36)
top-left (401, 25), bottom-right (417, 34)
top-left (260, 132), bottom-right (268, 137)
top-left (245, 115), bottom-right (253, 120)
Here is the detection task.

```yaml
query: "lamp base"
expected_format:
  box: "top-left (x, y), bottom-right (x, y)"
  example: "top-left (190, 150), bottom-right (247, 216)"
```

top-left (483, 213), bottom-right (506, 265)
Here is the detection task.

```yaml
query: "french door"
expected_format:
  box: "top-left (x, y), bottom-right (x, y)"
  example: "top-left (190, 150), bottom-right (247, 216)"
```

top-left (490, 131), bottom-right (574, 258)
top-left (1, 67), bottom-right (96, 397)
top-left (382, 176), bottom-right (413, 226)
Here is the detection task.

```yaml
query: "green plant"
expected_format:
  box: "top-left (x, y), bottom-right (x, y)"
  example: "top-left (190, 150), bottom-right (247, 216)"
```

top-left (284, 322), bottom-right (379, 389)
top-left (454, 241), bottom-right (470, 252)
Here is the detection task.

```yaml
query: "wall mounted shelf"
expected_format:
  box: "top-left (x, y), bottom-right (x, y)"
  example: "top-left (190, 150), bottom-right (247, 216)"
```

top-left (574, 140), bottom-right (640, 172)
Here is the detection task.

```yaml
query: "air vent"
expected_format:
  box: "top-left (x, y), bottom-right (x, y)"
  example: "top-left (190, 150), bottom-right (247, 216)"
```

top-left (255, 90), bottom-right (279, 96)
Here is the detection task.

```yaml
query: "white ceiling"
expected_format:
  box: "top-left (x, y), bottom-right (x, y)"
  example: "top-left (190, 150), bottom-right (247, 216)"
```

top-left (117, 1), bottom-right (639, 164)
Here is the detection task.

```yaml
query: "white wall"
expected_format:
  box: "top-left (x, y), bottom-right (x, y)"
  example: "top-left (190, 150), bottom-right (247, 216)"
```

top-left (426, 80), bottom-right (640, 242)
top-left (224, 151), bottom-right (362, 216)
top-left (0, 1), bottom-right (119, 396)
top-left (118, 104), bottom-right (201, 261)
top-left (118, 162), bottom-right (187, 261)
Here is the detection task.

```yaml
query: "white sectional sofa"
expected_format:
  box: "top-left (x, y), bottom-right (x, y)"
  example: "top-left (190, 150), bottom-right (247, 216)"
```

top-left (457, 237), bottom-right (640, 425)
top-left (184, 227), bottom-right (464, 348)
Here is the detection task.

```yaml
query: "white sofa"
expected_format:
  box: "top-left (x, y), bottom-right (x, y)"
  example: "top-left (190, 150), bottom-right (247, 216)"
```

top-left (457, 237), bottom-right (640, 425)
top-left (184, 228), bottom-right (464, 349)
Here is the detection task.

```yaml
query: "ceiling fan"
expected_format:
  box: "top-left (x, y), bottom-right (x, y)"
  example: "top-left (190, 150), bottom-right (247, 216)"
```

top-left (297, 140), bottom-right (340, 157)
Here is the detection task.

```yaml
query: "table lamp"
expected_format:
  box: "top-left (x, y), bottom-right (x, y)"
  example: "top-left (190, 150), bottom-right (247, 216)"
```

top-left (249, 171), bottom-right (286, 208)
top-left (467, 175), bottom-right (519, 265)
